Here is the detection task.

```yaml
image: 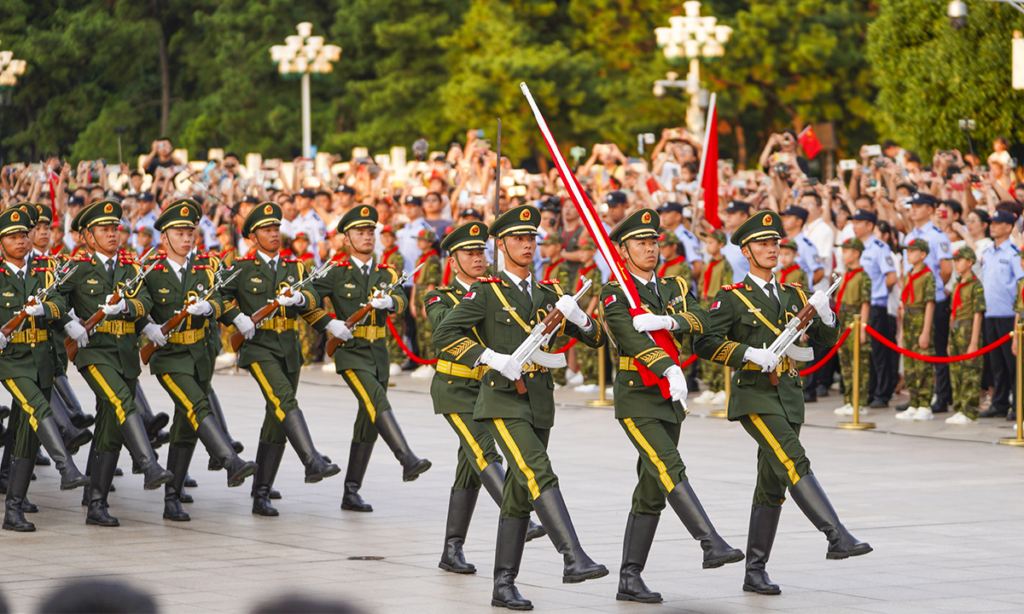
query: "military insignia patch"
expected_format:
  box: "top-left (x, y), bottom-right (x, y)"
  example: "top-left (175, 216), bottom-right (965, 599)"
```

top-left (711, 300), bottom-right (721, 311)
top-left (197, 284), bottom-right (204, 291)
top-left (941, 243), bottom-right (949, 252)
top-left (519, 209), bottom-right (530, 221)
top-left (287, 276), bottom-right (294, 282)
top-left (427, 296), bottom-right (442, 306)
top-left (264, 204), bottom-right (273, 215)
top-left (250, 278), bottom-right (262, 283)
top-left (158, 288), bottom-right (170, 294)
top-left (1, 292), bottom-right (12, 297)
top-left (762, 215), bottom-right (772, 226)
top-left (469, 225), bottom-right (481, 236)
top-left (344, 283), bottom-right (355, 288)
top-left (604, 294), bottom-right (616, 307)
top-left (104, 203), bottom-right (114, 214)
top-left (9, 212), bottom-right (18, 222)
top-left (86, 279), bottom-right (99, 285)
top-left (641, 211), bottom-right (652, 224)
top-left (180, 206), bottom-right (190, 216)
top-left (464, 291), bottom-right (477, 301)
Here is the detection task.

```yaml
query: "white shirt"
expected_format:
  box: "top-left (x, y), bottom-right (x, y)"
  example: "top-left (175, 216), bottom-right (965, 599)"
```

top-left (5, 261), bottom-right (27, 278)
top-left (804, 217), bottom-right (835, 291)
top-left (166, 257), bottom-right (188, 282)
top-left (749, 271), bottom-right (835, 326)
top-left (455, 277), bottom-right (473, 292)
top-left (350, 255), bottom-right (374, 278)
top-left (502, 269), bottom-right (533, 300)
top-left (256, 250), bottom-right (304, 307)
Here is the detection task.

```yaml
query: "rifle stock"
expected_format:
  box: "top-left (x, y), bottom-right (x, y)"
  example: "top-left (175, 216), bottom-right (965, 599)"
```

top-left (64, 290), bottom-right (122, 362)
top-left (325, 303), bottom-right (375, 359)
top-left (0, 303), bottom-right (32, 339)
top-left (512, 309), bottom-right (565, 395)
top-left (230, 298), bottom-right (282, 352)
top-left (140, 304), bottom-right (193, 366)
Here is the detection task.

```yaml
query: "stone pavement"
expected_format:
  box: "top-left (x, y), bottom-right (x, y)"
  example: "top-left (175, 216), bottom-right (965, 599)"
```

top-left (3, 365), bottom-right (1024, 613)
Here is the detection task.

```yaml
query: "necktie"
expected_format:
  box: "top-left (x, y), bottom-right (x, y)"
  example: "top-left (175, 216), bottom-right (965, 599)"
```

top-left (16, 271), bottom-right (25, 293)
top-left (269, 258), bottom-right (277, 273)
top-left (520, 280), bottom-right (530, 301)
top-left (646, 281), bottom-right (658, 297)
top-left (106, 259), bottom-right (115, 283)
top-left (766, 282), bottom-right (781, 311)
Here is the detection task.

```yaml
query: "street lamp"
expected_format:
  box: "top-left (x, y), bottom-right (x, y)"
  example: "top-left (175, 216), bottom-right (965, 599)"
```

top-left (654, 1), bottom-right (732, 135)
top-left (269, 23), bottom-right (342, 159)
top-left (0, 40), bottom-right (27, 98)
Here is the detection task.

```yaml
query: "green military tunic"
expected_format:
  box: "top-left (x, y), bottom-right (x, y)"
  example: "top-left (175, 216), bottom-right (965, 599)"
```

top-left (699, 255), bottom-right (732, 393)
top-left (381, 246), bottom-right (406, 365)
top-left (837, 268), bottom-right (871, 407)
top-left (901, 265), bottom-right (935, 408)
top-left (949, 274), bottom-right (985, 419)
top-left (775, 264), bottom-right (808, 289)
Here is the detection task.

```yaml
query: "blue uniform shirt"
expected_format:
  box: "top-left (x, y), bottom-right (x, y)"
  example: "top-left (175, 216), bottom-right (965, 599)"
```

top-left (860, 236), bottom-right (897, 307)
top-left (904, 221), bottom-right (952, 302)
top-left (981, 238), bottom-right (1024, 318)
top-left (794, 232), bottom-right (824, 281)
top-left (673, 225), bottom-right (702, 264)
top-left (722, 233), bottom-right (750, 284)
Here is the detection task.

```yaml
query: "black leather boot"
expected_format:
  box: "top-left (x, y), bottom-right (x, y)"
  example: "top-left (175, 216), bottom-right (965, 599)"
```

top-left (134, 386), bottom-right (169, 447)
top-left (119, 413), bottom-right (173, 490)
top-left (163, 447), bottom-right (193, 522)
top-left (2, 457), bottom-right (35, 532)
top-left (35, 449), bottom-right (51, 466)
top-left (667, 481), bottom-right (745, 568)
top-left (280, 410), bottom-right (339, 483)
top-left (532, 487), bottom-right (608, 583)
top-left (35, 417), bottom-right (89, 490)
top-left (479, 462), bottom-right (546, 542)
top-left (373, 409), bottom-right (431, 481)
top-left (197, 416), bottom-right (255, 487)
top-left (208, 388), bottom-right (243, 453)
top-left (86, 451), bottom-right (119, 527)
top-left (251, 442), bottom-right (284, 516)
top-left (54, 375), bottom-right (94, 429)
top-left (789, 475), bottom-right (872, 560)
top-left (743, 505), bottom-right (782, 594)
top-left (0, 427), bottom-right (12, 495)
top-left (616, 513), bottom-right (661, 603)
top-left (81, 443), bottom-right (97, 506)
top-left (491, 515), bottom-right (532, 610)
top-left (340, 440), bottom-right (373, 512)
top-left (438, 488), bottom-right (479, 574)
top-left (49, 390), bottom-right (92, 455)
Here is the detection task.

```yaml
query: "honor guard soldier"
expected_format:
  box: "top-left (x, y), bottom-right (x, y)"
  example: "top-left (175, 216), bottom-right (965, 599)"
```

top-left (139, 200), bottom-right (257, 521)
top-left (219, 202), bottom-right (340, 517)
top-left (58, 200), bottom-right (173, 527)
top-left (433, 204), bottom-right (608, 611)
top-left (600, 209), bottom-right (743, 603)
top-left (312, 205), bottom-right (431, 513)
top-left (0, 207), bottom-right (89, 532)
top-left (426, 221), bottom-right (546, 576)
top-left (693, 210), bottom-right (872, 595)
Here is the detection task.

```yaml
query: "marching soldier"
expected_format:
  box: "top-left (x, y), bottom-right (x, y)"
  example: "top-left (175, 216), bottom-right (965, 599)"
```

top-left (139, 200), bottom-right (257, 521)
top-left (58, 200), bottom-right (173, 527)
top-left (218, 202), bottom-right (340, 517)
top-left (433, 204), bottom-right (608, 611)
top-left (312, 205), bottom-right (431, 513)
top-left (601, 209), bottom-right (743, 603)
top-left (0, 207), bottom-right (90, 532)
top-left (426, 222), bottom-right (546, 575)
top-left (693, 210), bottom-right (871, 595)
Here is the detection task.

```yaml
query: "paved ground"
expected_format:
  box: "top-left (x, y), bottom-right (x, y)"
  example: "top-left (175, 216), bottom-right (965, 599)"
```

top-left (3, 364), bottom-right (1024, 614)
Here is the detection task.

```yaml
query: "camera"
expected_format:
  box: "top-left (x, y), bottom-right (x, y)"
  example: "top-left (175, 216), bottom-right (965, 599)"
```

top-left (958, 118), bottom-right (975, 131)
top-left (412, 139), bottom-right (429, 161)
top-left (807, 177), bottom-right (819, 187)
top-left (873, 158), bottom-right (888, 170)
top-left (772, 163), bottom-right (789, 175)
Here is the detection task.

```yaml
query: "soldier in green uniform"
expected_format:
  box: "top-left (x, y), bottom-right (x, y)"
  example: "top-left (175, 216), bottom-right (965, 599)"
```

top-left (139, 200), bottom-right (257, 521)
top-left (946, 247), bottom-right (985, 424)
top-left (573, 235), bottom-right (604, 388)
top-left (219, 202), bottom-right (340, 517)
top-left (694, 230), bottom-right (732, 404)
top-left (433, 204), bottom-right (608, 611)
top-left (693, 210), bottom-right (871, 595)
top-left (58, 200), bottom-right (174, 527)
top-left (896, 239), bottom-right (936, 420)
top-left (834, 238), bottom-right (871, 416)
top-left (380, 225), bottom-right (406, 369)
top-left (411, 228), bottom-right (442, 365)
top-left (600, 209), bottom-right (744, 603)
top-left (775, 239), bottom-right (808, 288)
top-left (0, 207), bottom-right (90, 532)
top-left (426, 221), bottom-right (546, 575)
top-left (311, 205), bottom-right (430, 513)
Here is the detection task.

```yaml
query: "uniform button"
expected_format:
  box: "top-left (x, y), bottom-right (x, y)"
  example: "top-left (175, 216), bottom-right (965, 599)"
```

top-left (529, 373), bottom-right (534, 379)
top-left (490, 382), bottom-right (494, 387)
top-left (506, 318), bottom-right (510, 323)
top-left (447, 380), bottom-right (453, 384)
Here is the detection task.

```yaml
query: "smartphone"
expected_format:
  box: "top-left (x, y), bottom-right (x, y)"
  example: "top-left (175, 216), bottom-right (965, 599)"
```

top-left (838, 159), bottom-right (858, 171)
top-left (863, 144), bottom-right (882, 157)
top-left (411, 186), bottom-right (428, 198)
top-left (730, 179), bottom-right (748, 189)
top-left (472, 129), bottom-right (484, 138)
top-left (570, 146), bottom-right (587, 160)
top-left (807, 177), bottom-right (819, 186)
top-left (352, 147), bottom-right (369, 160)
top-left (508, 185), bottom-right (527, 197)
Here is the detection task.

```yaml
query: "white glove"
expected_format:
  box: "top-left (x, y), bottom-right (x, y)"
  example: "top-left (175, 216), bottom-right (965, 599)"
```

top-left (65, 319), bottom-right (89, 347)
top-left (808, 290), bottom-right (835, 324)
top-left (326, 319), bottom-right (354, 341)
top-left (24, 301), bottom-right (45, 317)
top-left (101, 294), bottom-right (127, 316)
top-left (663, 364), bottom-right (688, 403)
top-left (744, 347), bottom-right (780, 373)
top-left (633, 313), bottom-right (677, 333)
top-left (142, 322), bottom-right (167, 347)
top-left (186, 300), bottom-right (213, 316)
top-left (555, 294), bottom-right (589, 328)
top-left (0, 333), bottom-right (7, 351)
top-left (276, 290), bottom-right (303, 307)
top-left (370, 292), bottom-right (394, 311)
top-left (232, 313), bottom-right (256, 340)
top-left (480, 348), bottom-right (522, 381)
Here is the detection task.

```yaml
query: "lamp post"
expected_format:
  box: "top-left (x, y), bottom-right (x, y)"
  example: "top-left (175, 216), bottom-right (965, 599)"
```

top-left (270, 23), bottom-right (342, 159)
top-left (654, 1), bottom-right (732, 135)
top-left (0, 41), bottom-right (27, 106)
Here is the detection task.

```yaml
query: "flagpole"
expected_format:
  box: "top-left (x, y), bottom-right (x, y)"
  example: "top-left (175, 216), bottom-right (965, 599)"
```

top-left (693, 93), bottom-right (717, 230)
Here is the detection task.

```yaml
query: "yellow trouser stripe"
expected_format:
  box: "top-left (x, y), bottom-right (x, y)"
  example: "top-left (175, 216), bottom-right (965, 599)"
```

top-left (493, 418), bottom-right (540, 499)
top-left (251, 363), bottom-right (286, 422)
top-left (161, 374), bottom-right (198, 430)
top-left (750, 414), bottom-right (801, 485)
top-left (623, 418), bottom-right (675, 493)
top-left (345, 370), bottom-right (376, 422)
top-left (88, 365), bottom-right (126, 424)
top-left (6, 380), bottom-right (38, 431)
top-left (450, 414), bottom-right (488, 471)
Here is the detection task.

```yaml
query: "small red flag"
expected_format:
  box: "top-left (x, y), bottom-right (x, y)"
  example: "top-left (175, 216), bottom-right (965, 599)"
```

top-left (701, 103), bottom-right (721, 229)
top-left (798, 126), bottom-right (822, 159)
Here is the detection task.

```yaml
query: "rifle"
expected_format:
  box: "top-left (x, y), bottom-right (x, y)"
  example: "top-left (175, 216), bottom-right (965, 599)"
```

top-left (228, 258), bottom-right (337, 352)
top-left (0, 262), bottom-right (78, 339)
top-left (325, 262), bottom-right (422, 359)
top-left (765, 274), bottom-right (842, 386)
top-left (140, 268), bottom-right (241, 365)
top-left (507, 277), bottom-right (592, 395)
top-left (64, 248), bottom-right (160, 362)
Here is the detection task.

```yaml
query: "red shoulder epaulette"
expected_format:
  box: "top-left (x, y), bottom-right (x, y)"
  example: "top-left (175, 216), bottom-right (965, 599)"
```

top-left (477, 277), bottom-right (501, 283)
top-left (146, 253), bottom-right (167, 260)
top-left (330, 254), bottom-right (350, 266)
top-left (538, 279), bottom-right (560, 285)
top-left (787, 282), bottom-right (803, 288)
top-left (33, 255), bottom-right (56, 261)
top-left (193, 265), bottom-right (209, 270)
top-left (722, 283), bottom-right (739, 291)
top-left (235, 254), bottom-right (257, 262)
top-left (73, 255), bottom-right (92, 262)
top-left (282, 257), bottom-right (298, 263)
top-left (195, 251), bottom-right (213, 260)
top-left (151, 264), bottom-right (165, 270)
top-left (32, 267), bottom-right (49, 272)
top-left (377, 263), bottom-right (393, 269)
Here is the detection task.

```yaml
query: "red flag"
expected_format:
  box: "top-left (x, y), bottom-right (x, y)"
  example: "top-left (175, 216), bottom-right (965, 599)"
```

top-left (798, 125), bottom-right (822, 159)
top-left (700, 101), bottom-right (721, 229)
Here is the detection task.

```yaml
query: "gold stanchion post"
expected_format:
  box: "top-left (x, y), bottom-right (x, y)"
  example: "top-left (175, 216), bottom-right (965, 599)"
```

top-left (710, 363), bottom-right (728, 418)
top-left (586, 341), bottom-right (614, 407)
top-left (1000, 323), bottom-right (1024, 446)
top-left (839, 315), bottom-right (874, 430)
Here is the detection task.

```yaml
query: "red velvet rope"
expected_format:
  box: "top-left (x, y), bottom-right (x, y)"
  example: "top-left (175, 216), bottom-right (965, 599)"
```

top-left (864, 325), bottom-right (1010, 363)
top-left (384, 316), bottom-right (437, 365)
top-left (798, 327), bottom-right (851, 376)
top-left (680, 353), bottom-right (698, 368)
top-left (554, 338), bottom-right (578, 354)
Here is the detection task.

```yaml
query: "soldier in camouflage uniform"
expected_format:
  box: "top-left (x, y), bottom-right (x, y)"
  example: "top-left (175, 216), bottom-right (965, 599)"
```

top-left (539, 234), bottom-right (571, 385)
top-left (697, 231), bottom-right (732, 399)
top-left (896, 239), bottom-right (936, 419)
top-left (380, 225), bottom-right (406, 367)
top-left (573, 234), bottom-right (604, 387)
top-left (775, 239), bottom-right (808, 288)
top-left (834, 238), bottom-right (871, 415)
top-left (657, 231), bottom-right (692, 285)
top-left (946, 247), bottom-right (986, 423)
top-left (411, 228), bottom-right (442, 363)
